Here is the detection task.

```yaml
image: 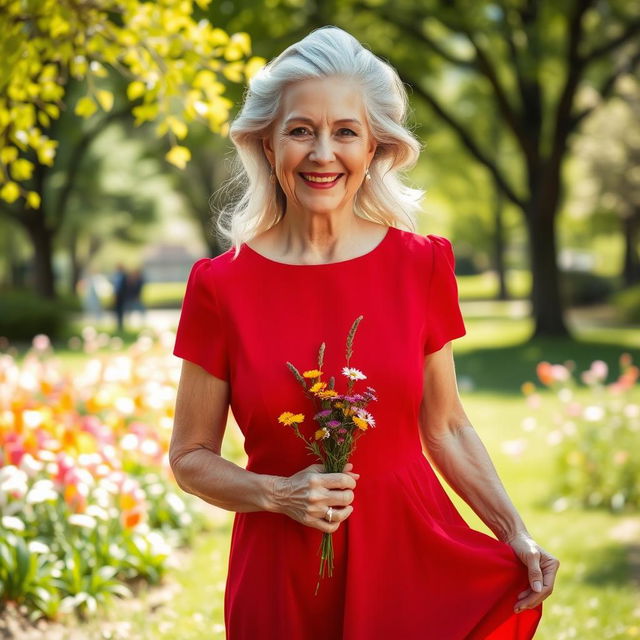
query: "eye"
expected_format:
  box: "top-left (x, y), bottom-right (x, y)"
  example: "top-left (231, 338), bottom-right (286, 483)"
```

top-left (338, 128), bottom-right (357, 136)
top-left (289, 127), bottom-right (310, 136)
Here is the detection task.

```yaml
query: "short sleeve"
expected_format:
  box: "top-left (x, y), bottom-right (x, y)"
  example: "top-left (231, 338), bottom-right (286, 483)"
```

top-left (173, 258), bottom-right (230, 381)
top-left (423, 234), bottom-right (467, 354)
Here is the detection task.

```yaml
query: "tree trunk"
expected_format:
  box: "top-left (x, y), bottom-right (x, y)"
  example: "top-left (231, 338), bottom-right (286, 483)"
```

top-left (525, 204), bottom-right (570, 337)
top-left (69, 227), bottom-right (82, 295)
top-left (493, 180), bottom-right (508, 300)
top-left (21, 214), bottom-right (57, 299)
top-left (622, 208), bottom-right (640, 286)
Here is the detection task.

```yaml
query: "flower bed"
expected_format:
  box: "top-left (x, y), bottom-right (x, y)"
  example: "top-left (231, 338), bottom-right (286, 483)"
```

top-left (517, 354), bottom-right (639, 512)
top-left (0, 328), bottom-right (206, 622)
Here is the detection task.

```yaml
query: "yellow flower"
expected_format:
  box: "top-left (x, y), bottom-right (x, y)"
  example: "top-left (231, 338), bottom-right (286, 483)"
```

top-left (278, 412), bottom-right (305, 426)
top-left (334, 402), bottom-right (345, 409)
top-left (316, 389), bottom-right (339, 399)
top-left (309, 381), bottom-right (327, 393)
top-left (315, 428), bottom-right (330, 440)
top-left (353, 416), bottom-right (369, 431)
top-left (521, 381), bottom-right (536, 395)
top-left (303, 369), bottom-right (323, 378)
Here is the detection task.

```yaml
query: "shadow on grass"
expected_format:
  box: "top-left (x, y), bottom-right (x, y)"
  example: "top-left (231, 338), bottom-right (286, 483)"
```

top-left (582, 543), bottom-right (638, 588)
top-left (454, 335), bottom-right (640, 395)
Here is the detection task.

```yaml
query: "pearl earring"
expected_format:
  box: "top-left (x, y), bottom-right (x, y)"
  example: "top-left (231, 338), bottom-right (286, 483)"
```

top-left (365, 168), bottom-right (371, 181)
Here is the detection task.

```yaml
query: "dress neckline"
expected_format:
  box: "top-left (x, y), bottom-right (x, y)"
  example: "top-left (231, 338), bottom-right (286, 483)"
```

top-left (242, 225), bottom-right (396, 268)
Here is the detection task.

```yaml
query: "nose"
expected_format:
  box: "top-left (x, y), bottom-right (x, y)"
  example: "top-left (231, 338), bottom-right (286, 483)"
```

top-left (308, 132), bottom-right (335, 163)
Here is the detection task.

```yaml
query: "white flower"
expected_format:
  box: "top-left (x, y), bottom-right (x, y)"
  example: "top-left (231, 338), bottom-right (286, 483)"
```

top-left (355, 407), bottom-right (375, 427)
top-left (32, 334), bottom-right (51, 351)
top-left (28, 540), bottom-right (50, 554)
top-left (115, 396), bottom-right (136, 415)
top-left (141, 438), bottom-right (160, 457)
top-left (0, 466), bottom-right (29, 499)
top-left (546, 430), bottom-right (564, 446)
top-left (120, 433), bottom-right (139, 451)
top-left (22, 410), bottom-right (45, 429)
top-left (551, 365), bottom-right (570, 382)
top-left (68, 513), bottom-right (97, 529)
top-left (623, 404), bottom-right (639, 418)
top-left (85, 505), bottom-right (109, 521)
top-left (1, 515), bottom-right (25, 531)
top-left (19, 453), bottom-right (44, 475)
top-left (146, 531), bottom-right (171, 556)
top-left (26, 479), bottom-right (58, 504)
top-left (500, 439), bottom-right (527, 457)
top-left (342, 367), bottom-right (366, 381)
top-left (583, 405), bottom-right (605, 422)
top-left (558, 388), bottom-right (573, 402)
top-left (590, 360), bottom-right (608, 382)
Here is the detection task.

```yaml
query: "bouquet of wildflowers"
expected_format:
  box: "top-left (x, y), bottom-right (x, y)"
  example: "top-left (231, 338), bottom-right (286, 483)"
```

top-left (277, 315), bottom-right (377, 595)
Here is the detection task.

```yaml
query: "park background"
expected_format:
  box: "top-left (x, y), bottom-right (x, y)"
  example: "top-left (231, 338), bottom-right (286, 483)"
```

top-left (0, 0), bottom-right (639, 638)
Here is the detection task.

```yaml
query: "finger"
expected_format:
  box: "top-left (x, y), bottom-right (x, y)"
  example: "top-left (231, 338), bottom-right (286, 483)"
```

top-left (541, 556), bottom-right (560, 591)
top-left (514, 596), bottom-right (542, 613)
top-left (316, 506), bottom-right (352, 532)
top-left (335, 505), bottom-right (353, 520)
top-left (342, 463), bottom-right (360, 479)
top-left (321, 472), bottom-right (357, 489)
top-left (527, 553), bottom-right (543, 593)
top-left (329, 488), bottom-right (355, 506)
top-left (517, 588), bottom-right (531, 599)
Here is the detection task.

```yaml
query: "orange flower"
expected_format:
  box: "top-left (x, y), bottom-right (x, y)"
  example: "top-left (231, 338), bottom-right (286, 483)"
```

top-left (536, 361), bottom-right (554, 386)
top-left (315, 389), bottom-right (338, 399)
top-left (122, 509), bottom-right (143, 529)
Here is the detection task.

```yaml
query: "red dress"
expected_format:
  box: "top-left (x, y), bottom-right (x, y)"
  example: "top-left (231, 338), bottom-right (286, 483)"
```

top-left (173, 225), bottom-right (543, 639)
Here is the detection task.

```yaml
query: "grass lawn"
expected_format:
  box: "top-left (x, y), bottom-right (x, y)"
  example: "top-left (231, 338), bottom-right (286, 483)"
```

top-left (4, 305), bottom-right (639, 639)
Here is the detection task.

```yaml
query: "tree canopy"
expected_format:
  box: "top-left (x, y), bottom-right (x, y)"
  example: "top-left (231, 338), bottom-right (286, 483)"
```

top-left (0, 0), bottom-right (265, 209)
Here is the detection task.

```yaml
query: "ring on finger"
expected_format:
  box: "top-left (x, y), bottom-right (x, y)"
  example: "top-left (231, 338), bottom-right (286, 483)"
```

top-left (325, 506), bottom-right (333, 523)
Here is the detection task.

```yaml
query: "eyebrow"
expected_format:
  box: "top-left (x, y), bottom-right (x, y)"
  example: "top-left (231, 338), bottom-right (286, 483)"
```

top-left (284, 116), bottom-right (363, 127)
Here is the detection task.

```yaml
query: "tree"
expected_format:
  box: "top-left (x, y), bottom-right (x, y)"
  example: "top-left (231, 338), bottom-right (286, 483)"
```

top-left (0, 0), bottom-right (265, 297)
top-left (210, 0), bottom-right (640, 337)
top-left (348, 0), bottom-right (640, 337)
top-left (570, 80), bottom-right (640, 287)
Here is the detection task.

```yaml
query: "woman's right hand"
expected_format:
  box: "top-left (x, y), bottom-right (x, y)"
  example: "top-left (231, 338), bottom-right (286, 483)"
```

top-left (271, 462), bottom-right (359, 533)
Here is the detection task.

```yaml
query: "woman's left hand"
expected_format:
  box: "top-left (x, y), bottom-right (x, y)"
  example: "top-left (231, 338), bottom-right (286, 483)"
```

top-left (505, 531), bottom-right (560, 614)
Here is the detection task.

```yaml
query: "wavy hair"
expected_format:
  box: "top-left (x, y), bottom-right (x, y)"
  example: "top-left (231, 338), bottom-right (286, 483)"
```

top-left (213, 25), bottom-right (424, 257)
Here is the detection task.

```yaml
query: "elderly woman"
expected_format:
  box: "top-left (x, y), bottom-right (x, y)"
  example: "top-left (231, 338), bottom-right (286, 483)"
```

top-left (170, 25), bottom-right (558, 639)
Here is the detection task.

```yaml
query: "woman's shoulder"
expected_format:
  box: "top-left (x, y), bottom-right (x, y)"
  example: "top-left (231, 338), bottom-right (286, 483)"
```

top-left (187, 246), bottom-right (238, 277)
top-left (393, 227), bottom-right (455, 267)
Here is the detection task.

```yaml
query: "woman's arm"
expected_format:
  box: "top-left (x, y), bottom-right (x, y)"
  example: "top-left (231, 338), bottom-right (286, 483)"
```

top-left (418, 342), bottom-right (529, 543)
top-left (169, 360), bottom-right (276, 513)
top-left (169, 360), bottom-right (358, 532)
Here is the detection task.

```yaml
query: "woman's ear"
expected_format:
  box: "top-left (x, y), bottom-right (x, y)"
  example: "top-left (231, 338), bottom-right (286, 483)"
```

top-left (367, 138), bottom-right (377, 163)
top-left (262, 135), bottom-right (274, 167)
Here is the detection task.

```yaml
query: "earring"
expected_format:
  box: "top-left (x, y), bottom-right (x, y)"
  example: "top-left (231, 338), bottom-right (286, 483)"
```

top-left (365, 167), bottom-right (371, 181)
top-left (270, 166), bottom-right (275, 183)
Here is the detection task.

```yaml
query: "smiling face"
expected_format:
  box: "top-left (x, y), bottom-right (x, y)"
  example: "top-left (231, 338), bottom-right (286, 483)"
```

top-left (262, 75), bottom-right (377, 218)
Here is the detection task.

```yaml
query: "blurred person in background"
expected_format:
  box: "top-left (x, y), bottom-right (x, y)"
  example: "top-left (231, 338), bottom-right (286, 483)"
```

top-left (112, 263), bottom-right (128, 332)
top-left (125, 267), bottom-right (147, 329)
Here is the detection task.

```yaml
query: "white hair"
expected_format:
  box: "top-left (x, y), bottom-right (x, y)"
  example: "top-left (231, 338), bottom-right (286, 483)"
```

top-left (213, 25), bottom-right (425, 257)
